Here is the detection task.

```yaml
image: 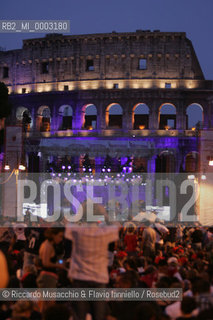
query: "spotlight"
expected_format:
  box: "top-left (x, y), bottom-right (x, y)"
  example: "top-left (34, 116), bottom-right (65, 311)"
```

top-left (4, 164), bottom-right (10, 170)
top-left (19, 164), bottom-right (26, 171)
top-left (188, 174), bottom-right (195, 180)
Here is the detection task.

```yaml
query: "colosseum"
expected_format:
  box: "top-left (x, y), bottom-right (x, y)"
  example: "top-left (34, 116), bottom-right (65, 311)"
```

top-left (1, 30), bottom-right (213, 176)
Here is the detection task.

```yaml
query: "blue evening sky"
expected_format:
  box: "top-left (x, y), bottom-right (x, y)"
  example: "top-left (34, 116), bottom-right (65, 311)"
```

top-left (0, 0), bottom-right (212, 79)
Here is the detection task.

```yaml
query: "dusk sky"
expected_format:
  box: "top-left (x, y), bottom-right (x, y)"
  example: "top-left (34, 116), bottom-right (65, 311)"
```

top-left (0, 0), bottom-right (213, 79)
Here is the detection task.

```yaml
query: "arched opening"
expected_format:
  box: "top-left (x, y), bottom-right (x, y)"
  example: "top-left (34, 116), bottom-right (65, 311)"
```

top-left (186, 104), bottom-right (203, 130)
top-left (133, 103), bottom-right (149, 129)
top-left (106, 104), bottom-right (123, 129)
top-left (133, 157), bottom-right (147, 172)
top-left (159, 104), bottom-right (176, 130)
top-left (59, 105), bottom-right (73, 130)
top-left (155, 150), bottom-right (176, 173)
top-left (83, 104), bottom-right (97, 130)
top-left (37, 106), bottom-right (51, 132)
top-left (16, 106), bottom-right (32, 131)
top-left (185, 152), bottom-right (199, 172)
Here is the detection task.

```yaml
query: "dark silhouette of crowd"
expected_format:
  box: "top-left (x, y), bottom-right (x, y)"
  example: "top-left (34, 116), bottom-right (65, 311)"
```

top-left (0, 211), bottom-right (213, 320)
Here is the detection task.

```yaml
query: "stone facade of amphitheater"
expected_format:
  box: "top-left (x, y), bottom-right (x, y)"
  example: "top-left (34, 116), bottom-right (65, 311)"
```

top-left (1, 30), bottom-right (213, 174)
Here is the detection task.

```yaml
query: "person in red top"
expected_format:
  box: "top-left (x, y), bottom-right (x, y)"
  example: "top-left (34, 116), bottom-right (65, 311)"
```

top-left (124, 227), bottom-right (138, 256)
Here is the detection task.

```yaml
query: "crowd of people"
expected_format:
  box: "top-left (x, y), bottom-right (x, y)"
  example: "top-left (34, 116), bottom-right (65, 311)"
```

top-left (0, 203), bottom-right (213, 320)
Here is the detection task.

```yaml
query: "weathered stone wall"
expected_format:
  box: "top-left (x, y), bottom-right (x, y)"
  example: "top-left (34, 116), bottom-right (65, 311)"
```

top-left (0, 31), bottom-right (205, 91)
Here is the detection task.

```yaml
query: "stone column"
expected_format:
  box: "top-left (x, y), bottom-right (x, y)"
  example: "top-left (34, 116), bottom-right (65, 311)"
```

top-left (176, 101), bottom-right (186, 130)
top-left (100, 103), bottom-right (107, 130)
top-left (73, 104), bottom-right (82, 130)
top-left (147, 156), bottom-right (156, 173)
top-left (50, 104), bottom-right (57, 132)
top-left (30, 106), bottom-right (36, 131)
top-left (96, 101), bottom-right (105, 131)
top-left (203, 100), bottom-right (212, 129)
top-left (149, 101), bottom-right (158, 130)
top-left (122, 102), bottom-right (132, 131)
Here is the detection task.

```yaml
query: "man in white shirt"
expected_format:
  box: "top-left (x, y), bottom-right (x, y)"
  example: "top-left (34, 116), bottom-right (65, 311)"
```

top-left (65, 202), bottom-right (119, 320)
top-left (151, 222), bottom-right (169, 251)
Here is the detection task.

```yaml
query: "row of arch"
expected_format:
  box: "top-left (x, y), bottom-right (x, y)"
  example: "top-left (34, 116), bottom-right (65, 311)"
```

top-left (16, 103), bottom-right (204, 131)
top-left (43, 151), bottom-right (199, 174)
top-left (156, 150), bottom-right (199, 173)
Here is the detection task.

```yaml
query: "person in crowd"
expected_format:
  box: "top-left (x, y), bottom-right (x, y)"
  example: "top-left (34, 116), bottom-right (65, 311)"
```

top-left (65, 201), bottom-right (119, 320)
top-left (43, 304), bottom-right (72, 320)
top-left (141, 221), bottom-right (156, 259)
top-left (23, 227), bottom-right (44, 271)
top-left (1, 211), bottom-right (213, 320)
top-left (37, 228), bottom-right (66, 288)
top-left (0, 250), bottom-right (9, 288)
top-left (190, 227), bottom-right (203, 250)
top-left (176, 297), bottom-right (197, 320)
top-left (124, 226), bottom-right (138, 256)
top-left (140, 265), bottom-right (158, 288)
top-left (133, 302), bottom-right (162, 320)
top-left (21, 264), bottom-right (37, 288)
top-left (10, 300), bottom-right (41, 320)
top-left (151, 220), bottom-right (169, 251)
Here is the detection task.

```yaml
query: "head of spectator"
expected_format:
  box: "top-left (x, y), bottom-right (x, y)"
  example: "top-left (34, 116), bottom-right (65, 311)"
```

top-left (156, 259), bottom-right (168, 278)
top-left (44, 228), bottom-right (64, 245)
top-left (123, 257), bottom-right (138, 271)
top-left (11, 301), bottom-right (33, 320)
top-left (180, 297), bottom-right (197, 318)
top-left (115, 270), bottom-right (139, 288)
top-left (43, 304), bottom-right (71, 320)
top-left (196, 307), bottom-right (213, 320)
top-left (134, 302), bottom-right (161, 320)
top-left (191, 278), bottom-right (210, 296)
top-left (140, 265), bottom-right (158, 288)
top-left (21, 265), bottom-right (37, 288)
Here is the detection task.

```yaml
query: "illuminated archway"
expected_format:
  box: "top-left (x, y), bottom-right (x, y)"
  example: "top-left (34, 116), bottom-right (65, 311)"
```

top-left (186, 103), bottom-right (203, 130)
top-left (16, 106), bottom-right (32, 131)
top-left (185, 152), bottom-right (199, 172)
top-left (159, 103), bottom-right (176, 129)
top-left (82, 104), bottom-right (97, 130)
top-left (133, 103), bottom-right (149, 129)
top-left (155, 150), bottom-right (176, 173)
top-left (106, 103), bottom-right (123, 129)
top-left (37, 106), bottom-right (51, 132)
top-left (59, 105), bottom-right (73, 130)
